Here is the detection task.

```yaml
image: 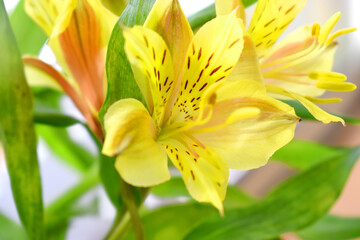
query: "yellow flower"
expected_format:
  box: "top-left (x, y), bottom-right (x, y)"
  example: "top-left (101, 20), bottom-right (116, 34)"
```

top-left (216, 0), bottom-right (357, 124)
top-left (24, 0), bottom-right (118, 138)
top-left (102, 0), bottom-right (299, 213)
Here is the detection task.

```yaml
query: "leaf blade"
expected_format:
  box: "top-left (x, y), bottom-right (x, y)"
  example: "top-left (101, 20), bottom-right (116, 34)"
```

top-left (0, 1), bottom-right (45, 239)
top-left (185, 147), bottom-right (360, 240)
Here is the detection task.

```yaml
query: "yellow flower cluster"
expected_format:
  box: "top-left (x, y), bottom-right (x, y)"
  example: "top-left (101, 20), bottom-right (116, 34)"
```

top-left (26, 0), bottom-right (356, 212)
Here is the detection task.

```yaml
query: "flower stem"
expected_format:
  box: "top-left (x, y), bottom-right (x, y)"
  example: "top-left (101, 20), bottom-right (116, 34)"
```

top-left (119, 178), bottom-right (145, 240)
top-left (106, 212), bottom-right (131, 240)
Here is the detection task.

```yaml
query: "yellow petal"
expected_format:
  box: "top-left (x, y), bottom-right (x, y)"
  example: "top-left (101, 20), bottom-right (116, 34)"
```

top-left (102, 99), bottom-right (170, 187)
top-left (51, 0), bottom-right (117, 111)
top-left (194, 80), bottom-right (298, 170)
top-left (227, 35), bottom-right (264, 84)
top-left (52, 0), bottom-right (116, 40)
top-left (100, 0), bottom-right (129, 15)
top-left (161, 137), bottom-right (229, 213)
top-left (23, 57), bottom-right (62, 91)
top-left (248, 0), bottom-right (306, 57)
top-left (145, 0), bottom-right (193, 77)
top-left (123, 25), bottom-right (175, 126)
top-left (215, 0), bottom-right (246, 24)
top-left (266, 84), bottom-right (344, 124)
top-left (25, 0), bottom-right (61, 36)
top-left (262, 28), bottom-right (339, 98)
top-left (170, 13), bottom-right (244, 123)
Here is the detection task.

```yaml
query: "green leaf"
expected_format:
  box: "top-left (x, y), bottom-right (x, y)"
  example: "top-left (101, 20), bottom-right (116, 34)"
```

top-left (185, 147), bottom-right (360, 240)
top-left (0, 1), bottom-right (45, 240)
top-left (152, 177), bottom-right (256, 209)
top-left (34, 99), bottom-right (81, 127)
top-left (101, 0), bottom-right (129, 15)
top-left (272, 139), bottom-right (346, 170)
top-left (99, 0), bottom-right (156, 122)
top-left (99, 0), bottom-right (156, 213)
top-left (32, 88), bottom-right (96, 172)
top-left (9, 0), bottom-right (47, 55)
top-left (188, 4), bottom-right (216, 30)
top-left (285, 100), bottom-right (360, 125)
top-left (45, 168), bottom-right (99, 239)
top-left (32, 88), bottom-right (81, 127)
top-left (37, 125), bottom-right (96, 173)
top-left (188, 0), bottom-right (258, 30)
top-left (296, 215), bottom-right (360, 240)
top-left (124, 203), bottom-right (218, 240)
top-left (100, 155), bottom-right (126, 212)
top-left (0, 213), bottom-right (28, 240)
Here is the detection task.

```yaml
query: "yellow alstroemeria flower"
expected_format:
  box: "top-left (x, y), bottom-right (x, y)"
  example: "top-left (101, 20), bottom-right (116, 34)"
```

top-left (24, 0), bottom-right (118, 138)
top-left (102, 0), bottom-right (299, 213)
top-left (216, 0), bottom-right (357, 124)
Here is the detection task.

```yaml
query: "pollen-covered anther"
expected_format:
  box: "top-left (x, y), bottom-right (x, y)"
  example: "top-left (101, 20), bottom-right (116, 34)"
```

top-left (311, 23), bottom-right (320, 37)
top-left (308, 71), bottom-right (347, 82)
top-left (208, 93), bottom-right (217, 105)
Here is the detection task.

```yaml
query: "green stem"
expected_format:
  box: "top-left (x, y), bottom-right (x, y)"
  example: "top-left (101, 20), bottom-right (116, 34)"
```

top-left (187, 0), bottom-right (258, 30)
top-left (46, 166), bottom-right (100, 215)
top-left (106, 212), bottom-right (131, 240)
top-left (188, 4), bottom-right (216, 30)
top-left (120, 179), bottom-right (144, 240)
top-left (105, 186), bottom-right (150, 240)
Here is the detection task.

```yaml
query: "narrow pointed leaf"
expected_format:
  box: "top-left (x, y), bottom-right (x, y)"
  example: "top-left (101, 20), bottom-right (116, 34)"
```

top-left (99, 0), bottom-right (156, 211)
top-left (152, 177), bottom-right (256, 209)
top-left (296, 215), bottom-right (360, 240)
top-left (0, 213), bottom-right (28, 240)
top-left (185, 147), bottom-right (360, 240)
top-left (271, 139), bottom-right (346, 170)
top-left (99, 0), bottom-right (156, 122)
top-left (0, 1), bottom-right (45, 239)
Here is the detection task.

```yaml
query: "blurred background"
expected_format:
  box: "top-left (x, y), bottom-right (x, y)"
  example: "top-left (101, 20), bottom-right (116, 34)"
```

top-left (1, 0), bottom-right (360, 239)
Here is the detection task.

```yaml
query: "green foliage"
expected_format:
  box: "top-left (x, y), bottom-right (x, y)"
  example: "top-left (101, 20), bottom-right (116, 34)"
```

top-left (0, 1), bottom-right (45, 239)
top-left (272, 139), bottom-right (346, 170)
top-left (152, 177), bottom-right (256, 210)
top-left (184, 147), bottom-right (360, 240)
top-left (125, 203), bottom-right (218, 240)
top-left (32, 88), bottom-right (96, 172)
top-left (296, 215), bottom-right (360, 240)
top-left (9, 0), bottom-right (47, 55)
top-left (0, 213), bottom-right (28, 240)
top-left (188, 0), bottom-right (258, 29)
top-left (99, 0), bottom-right (156, 213)
top-left (100, 155), bottom-right (127, 212)
top-left (99, 0), bottom-right (156, 122)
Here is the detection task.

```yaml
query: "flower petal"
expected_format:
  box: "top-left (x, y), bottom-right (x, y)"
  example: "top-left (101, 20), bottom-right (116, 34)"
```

top-left (261, 22), bottom-right (356, 98)
top-left (170, 13), bottom-right (244, 123)
top-left (123, 26), bottom-right (175, 126)
top-left (215, 0), bottom-right (246, 23)
top-left (248, 0), bottom-right (306, 57)
top-left (161, 137), bottom-right (228, 213)
top-left (53, 0), bottom-right (116, 111)
top-left (102, 99), bottom-right (170, 187)
top-left (194, 80), bottom-right (299, 170)
top-left (145, 0), bottom-right (193, 77)
top-left (227, 35), bottom-right (264, 84)
top-left (25, 0), bottom-right (61, 36)
top-left (23, 57), bottom-right (62, 91)
top-left (266, 84), bottom-right (344, 124)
